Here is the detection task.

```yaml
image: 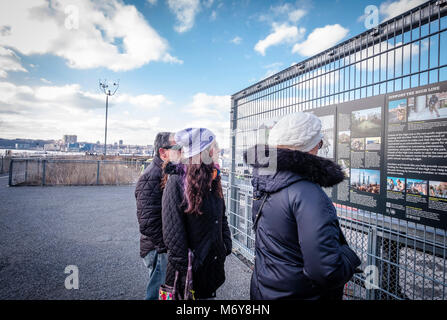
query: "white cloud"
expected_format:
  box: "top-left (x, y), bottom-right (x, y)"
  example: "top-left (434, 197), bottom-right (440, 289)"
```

top-left (40, 78), bottom-right (52, 84)
top-left (167, 0), bottom-right (201, 33)
top-left (147, 0), bottom-right (157, 5)
top-left (258, 3), bottom-right (307, 24)
top-left (255, 23), bottom-right (306, 56)
top-left (185, 93), bottom-right (230, 118)
top-left (230, 36), bottom-right (242, 45)
top-left (288, 9), bottom-right (306, 23)
top-left (210, 10), bottom-right (217, 21)
top-left (380, 0), bottom-right (426, 21)
top-left (292, 24), bottom-right (349, 57)
top-left (0, 81), bottom-right (170, 144)
top-left (0, 0), bottom-right (182, 72)
top-left (0, 46), bottom-right (27, 78)
top-left (203, 0), bottom-right (214, 8)
top-left (181, 93), bottom-right (231, 149)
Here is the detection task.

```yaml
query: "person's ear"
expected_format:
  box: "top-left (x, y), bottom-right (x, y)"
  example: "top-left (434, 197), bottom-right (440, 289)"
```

top-left (159, 148), bottom-right (168, 161)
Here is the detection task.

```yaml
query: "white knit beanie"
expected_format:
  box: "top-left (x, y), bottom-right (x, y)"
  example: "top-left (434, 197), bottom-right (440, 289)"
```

top-left (174, 128), bottom-right (216, 158)
top-left (268, 112), bottom-right (323, 152)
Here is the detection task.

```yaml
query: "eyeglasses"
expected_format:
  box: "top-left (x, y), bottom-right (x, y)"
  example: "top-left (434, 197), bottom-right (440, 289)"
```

top-left (163, 144), bottom-right (182, 151)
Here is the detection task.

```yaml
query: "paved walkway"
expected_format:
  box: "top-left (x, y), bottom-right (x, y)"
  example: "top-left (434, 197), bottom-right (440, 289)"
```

top-left (0, 175), bottom-right (251, 299)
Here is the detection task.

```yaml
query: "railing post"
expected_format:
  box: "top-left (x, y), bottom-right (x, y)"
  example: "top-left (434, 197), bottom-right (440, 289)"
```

top-left (8, 159), bottom-right (13, 186)
top-left (25, 159), bottom-right (28, 183)
top-left (96, 160), bottom-right (100, 185)
top-left (1, 156), bottom-right (3, 174)
top-left (366, 226), bottom-right (378, 300)
top-left (42, 159), bottom-right (46, 186)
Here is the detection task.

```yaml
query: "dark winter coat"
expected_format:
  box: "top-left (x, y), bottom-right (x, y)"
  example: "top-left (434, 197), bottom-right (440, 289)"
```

top-left (245, 145), bottom-right (362, 300)
top-left (162, 164), bottom-right (232, 299)
top-left (135, 155), bottom-right (166, 258)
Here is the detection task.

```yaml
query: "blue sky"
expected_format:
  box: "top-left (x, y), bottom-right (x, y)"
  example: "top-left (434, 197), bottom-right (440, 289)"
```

top-left (0, 0), bottom-right (427, 147)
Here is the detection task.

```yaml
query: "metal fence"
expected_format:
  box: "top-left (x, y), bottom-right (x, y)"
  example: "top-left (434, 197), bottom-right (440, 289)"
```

top-left (8, 158), bottom-right (150, 186)
top-left (0, 156), bottom-right (11, 174)
top-left (226, 0), bottom-right (447, 300)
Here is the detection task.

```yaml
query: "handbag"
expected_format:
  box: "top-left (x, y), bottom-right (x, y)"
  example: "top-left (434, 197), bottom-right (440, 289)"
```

top-left (159, 249), bottom-right (195, 300)
top-left (159, 271), bottom-right (178, 300)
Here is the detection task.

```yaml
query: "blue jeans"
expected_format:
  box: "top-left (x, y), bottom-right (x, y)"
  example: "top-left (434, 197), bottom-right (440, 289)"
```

top-left (143, 250), bottom-right (167, 300)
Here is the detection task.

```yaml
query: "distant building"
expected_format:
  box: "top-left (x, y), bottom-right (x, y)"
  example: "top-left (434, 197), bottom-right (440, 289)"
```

top-left (15, 143), bottom-right (31, 150)
top-left (119, 140), bottom-right (123, 146)
top-left (67, 143), bottom-right (80, 152)
top-left (44, 143), bottom-right (60, 151)
top-left (63, 135), bottom-right (77, 144)
top-left (79, 143), bottom-right (94, 152)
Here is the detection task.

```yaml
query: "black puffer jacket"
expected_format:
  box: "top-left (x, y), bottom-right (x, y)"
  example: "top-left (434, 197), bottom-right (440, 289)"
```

top-left (135, 156), bottom-right (166, 258)
top-left (162, 164), bottom-right (232, 299)
top-left (245, 145), bottom-right (361, 300)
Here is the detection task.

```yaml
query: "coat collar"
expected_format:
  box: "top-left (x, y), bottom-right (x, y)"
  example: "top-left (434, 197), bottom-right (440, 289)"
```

top-left (152, 155), bottom-right (164, 168)
top-left (243, 144), bottom-right (345, 188)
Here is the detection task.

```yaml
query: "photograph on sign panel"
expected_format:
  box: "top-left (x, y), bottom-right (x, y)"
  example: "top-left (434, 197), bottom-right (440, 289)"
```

top-left (429, 181), bottom-right (447, 199)
top-left (351, 138), bottom-right (365, 151)
top-left (351, 107), bottom-right (382, 136)
top-left (388, 98), bottom-right (407, 123)
top-left (387, 177), bottom-right (406, 192)
top-left (350, 168), bottom-right (380, 194)
top-left (408, 92), bottom-right (447, 121)
top-left (365, 137), bottom-right (381, 151)
top-left (406, 178), bottom-right (428, 196)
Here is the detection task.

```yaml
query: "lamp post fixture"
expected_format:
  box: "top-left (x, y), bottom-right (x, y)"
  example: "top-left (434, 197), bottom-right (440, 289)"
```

top-left (99, 79), bottom-right (119, 156)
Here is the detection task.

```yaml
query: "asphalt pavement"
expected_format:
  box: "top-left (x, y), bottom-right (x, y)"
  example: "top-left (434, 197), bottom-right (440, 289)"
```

top-left (0, 175), bottom-right (251, 300)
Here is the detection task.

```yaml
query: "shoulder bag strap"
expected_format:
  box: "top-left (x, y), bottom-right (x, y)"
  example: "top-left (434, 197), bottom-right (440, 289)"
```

top-left (252, 193), bottom-right (269, 231)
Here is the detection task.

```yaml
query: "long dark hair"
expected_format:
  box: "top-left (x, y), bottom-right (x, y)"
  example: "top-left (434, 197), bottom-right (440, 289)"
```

top-left (183, 161), bottom-right (223, 215)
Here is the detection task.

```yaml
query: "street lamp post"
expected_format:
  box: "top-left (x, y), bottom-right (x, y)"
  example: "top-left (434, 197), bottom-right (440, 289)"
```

top-left (99, 80), bottom-right (119, 156)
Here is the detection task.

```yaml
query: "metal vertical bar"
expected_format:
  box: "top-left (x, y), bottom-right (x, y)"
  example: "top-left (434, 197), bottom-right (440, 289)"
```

top-left (410, 8), bottom-right (414, 86)
top-left (366, 226), bottom-right (378, 300)
top-left (401, 12), bottom-right (404, 89)
top-left (42, 159), bottom-right (46, 186)
top-left (412, 228), bottom-right (417, 299)
top-left (8, 159), bottom-right (13, 186)
top-left (437, 3), bottom-right (441, 81)
top-left (418, 7), bottom-right (422, 85)
top-left (393, 18), bottom-right (397, 92)
top-left (1, 156), bottom-right (3, 174)
top-left (230, 97), bottom-right (238, 240)
top-left (25, 159), bottom-right (28, 183)
top-left (443, 231), bottom-right (446, 299)
top-left (97, 160), bottom-right (100, 185)
top-left (422, 225), bottom-right (427, 299)
top-left (104, 94), bottom-right (109, 156)
top-left (432, 229), bottom-right (436, 299)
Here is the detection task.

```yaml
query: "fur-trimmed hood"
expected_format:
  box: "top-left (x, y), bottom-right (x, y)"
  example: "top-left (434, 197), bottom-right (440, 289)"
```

top-left (243, 144), bottom-right (345, 194)
top-left (163, 161), bottom-right (183, 175)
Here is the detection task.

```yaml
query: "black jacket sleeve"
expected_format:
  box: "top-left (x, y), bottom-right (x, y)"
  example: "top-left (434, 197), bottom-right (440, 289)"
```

top-left (162, 175), bottom-right (189, 286)
top-left (291, 182), bottom-right (361, 289)
top-left (222, 202), bottom-right (232, 256)
top-left (135, 165), bottom-right (165, 252)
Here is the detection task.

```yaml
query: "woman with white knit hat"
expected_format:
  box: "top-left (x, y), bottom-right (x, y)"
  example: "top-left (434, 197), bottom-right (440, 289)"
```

top-left (161, 128), bottom-right (232, 300)
top-left (245, 112), bottom-right (361, 300)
